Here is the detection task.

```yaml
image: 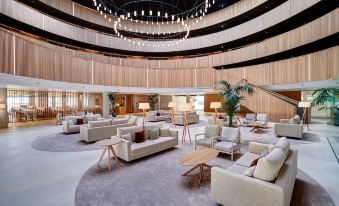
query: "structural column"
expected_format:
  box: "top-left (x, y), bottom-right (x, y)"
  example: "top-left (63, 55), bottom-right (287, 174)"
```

top-left (0, 88), bottom-right (8, 129)
top-left (102, 92), bottom-right (110, 118)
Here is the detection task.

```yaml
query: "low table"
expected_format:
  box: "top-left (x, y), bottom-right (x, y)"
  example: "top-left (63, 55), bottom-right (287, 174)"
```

top-left (95, 138), bottom-right (121, 171)
top-left (179, 148), bottom-right (219, 186)
top-left (248, 122), bottom-right (267, 133)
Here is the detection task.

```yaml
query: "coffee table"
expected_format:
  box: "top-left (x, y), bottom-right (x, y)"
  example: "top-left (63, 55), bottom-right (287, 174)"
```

top-left (248, 122), bottom-right (267, 133)
top-left (179, 148), bottom-right (219, 186)
top-left (95, 137), bottom-right (121, 171)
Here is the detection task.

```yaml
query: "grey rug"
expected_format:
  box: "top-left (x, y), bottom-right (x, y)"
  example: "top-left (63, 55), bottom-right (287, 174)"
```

top-left (31, 132), bottom-right (100, 152)
top-left (75, 144), bottom-right (334, 206)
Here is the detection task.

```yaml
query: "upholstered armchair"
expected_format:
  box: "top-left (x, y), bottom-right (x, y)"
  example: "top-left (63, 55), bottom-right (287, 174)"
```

top-left (256, 113), bottom-right (268, 126)
top-left (275, 115), bottom-right (303, 139)
top-left (194, 125), bottom-right (221, 149)
top-left (242, 113), bottom-right (256, 125)
top-left (213, 127), bottom-right (241, 160)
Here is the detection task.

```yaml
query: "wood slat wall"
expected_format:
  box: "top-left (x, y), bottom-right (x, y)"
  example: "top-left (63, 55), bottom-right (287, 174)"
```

top-left (1, 0), bottom-right (325, 53)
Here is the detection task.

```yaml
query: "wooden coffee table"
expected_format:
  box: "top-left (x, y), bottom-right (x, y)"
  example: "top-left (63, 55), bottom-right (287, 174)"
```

top-left (248, 122), bottom-right (267, 133)
top-left (95, 138), bottom-right (121, 171)
top-left (179, 148), bottom-right (219, 186)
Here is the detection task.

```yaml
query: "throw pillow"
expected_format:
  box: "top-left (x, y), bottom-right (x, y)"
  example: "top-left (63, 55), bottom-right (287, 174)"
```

top-left (67, 120), bottom-right (74, 126)
top-left (244, 166), bottom-right (256, 177)
top-left (121, 133), bottom-right (132, 142)
top-left (135, 131), bottom-right (145, 143)
top-left (260, 149), bottom-right (269, 157)
top-left (160, 128), bottom-right (170, 137)
top-left (218, 115), bottom-right (224, 119)
top-left (250, 158), bottom-right (260, 167)
top-left (76, 118), bottom-right (84, 125)
top-left (275, 137), bottom-right (290, 158)
top-left (149, 128), bottom-right (160, 140)
top-left (205, 125), bottom-right (220, 138)
top-left (156, 111), bottom-right (161, 116)
top-left (269, 144), bottom-right (276, 153)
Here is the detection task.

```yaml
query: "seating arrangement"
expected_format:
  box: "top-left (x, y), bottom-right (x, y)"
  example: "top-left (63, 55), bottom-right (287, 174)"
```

top-left (275, 115), bottom-right (303, 139)
top-left (211, 137), bottom-right (297, 206)
top-left (174, 111), bottom-right (199, 125)
top-left (213, 127), bottom-right (241, 160)
top-left (194, 125), bottom-right (221, 149)
top-left (80, 116), bottom-right (138, 142)
top-left (256, 113), bottom-right (268, 126)
top-left (242, 113), bottom-right (256, 125)
top-left (62, 116), bottom-right (85, 134)
top-left (113, 122), bottom-right (179, 162)
top-left (146, 110), bottom-right (170, 122)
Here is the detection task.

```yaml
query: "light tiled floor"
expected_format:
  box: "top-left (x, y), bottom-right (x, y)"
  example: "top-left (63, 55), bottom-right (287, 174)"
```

top-left (0, 117), bottom-right (338, 206)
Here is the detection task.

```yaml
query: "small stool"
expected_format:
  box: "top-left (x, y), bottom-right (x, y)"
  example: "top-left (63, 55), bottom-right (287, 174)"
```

top-left (95, 137), bottom-right (121, 171)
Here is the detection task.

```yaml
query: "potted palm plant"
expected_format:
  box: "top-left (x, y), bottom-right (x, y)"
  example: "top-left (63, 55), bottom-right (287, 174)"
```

top-left (148, 94), bottom-right (159, 111)
top-left (311, 88), bottom-right (339, 125)
top-left (108, 93), bottom-right (122, 117)
top-left (214, 79), bottom-right (254, 127)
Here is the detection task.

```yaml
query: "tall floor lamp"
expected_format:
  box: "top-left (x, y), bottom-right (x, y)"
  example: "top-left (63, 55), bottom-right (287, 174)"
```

top-left (298, 101), bottom-right (311, 131)
top-left (179, 103), bottom-right (192, 144)
top-left (210, 102), bottom-right (222, 125)
top-left (168, 102), bottom-right (176, 127)
top-left (138, 103), bottom-right (150, 128)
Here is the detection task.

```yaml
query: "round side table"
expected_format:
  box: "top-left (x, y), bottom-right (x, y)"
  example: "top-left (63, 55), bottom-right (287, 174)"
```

top-left (95, 137), bottom-right (121, 171)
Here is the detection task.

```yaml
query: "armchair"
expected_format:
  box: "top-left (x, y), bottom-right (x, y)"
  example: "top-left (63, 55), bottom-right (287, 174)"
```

top-left (243, 113), bottom-right (256, 125)
top-left (194, 125), bottom-right (221, 149)
top-left (275, 115), bottom-right (303, 139)
top-left (213, 127), bottom-right (241, 160)
top-left (256, 113), bottom-right (268, 126)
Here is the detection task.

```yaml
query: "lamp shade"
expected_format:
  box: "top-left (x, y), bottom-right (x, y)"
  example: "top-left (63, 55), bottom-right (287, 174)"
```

top-left (138, 103), bottom-right (150, 110)
top-left (298, 101), bottom-right (311, 108)
top-left (210, 102), bottom-right (222, 109)
top-left (168, 102), bottom-right (176, 108)
top-left (0, 103), bottom-right (5, 109)
top-left (179, 103), bottom-right (192, 112)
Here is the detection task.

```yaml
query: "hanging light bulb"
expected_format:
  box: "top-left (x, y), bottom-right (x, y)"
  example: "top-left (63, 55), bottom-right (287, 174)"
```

top-left (157, 11), bottom-right (160, 17)
top-left (134, 11), bottom-right (137, 16)
top-left (141, 10), bottom-right (144, 16)
top-left (149, 10), bottom-right (152, 15)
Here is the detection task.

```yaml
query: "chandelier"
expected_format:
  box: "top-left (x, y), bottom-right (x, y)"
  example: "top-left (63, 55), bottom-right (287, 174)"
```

top-left (92, 0), bottom-right (216, 47)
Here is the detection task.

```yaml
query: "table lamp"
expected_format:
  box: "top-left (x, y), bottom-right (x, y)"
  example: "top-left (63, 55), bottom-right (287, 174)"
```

top-left (138, 103), bottom-right (150, 127)
top-left (179, 103), bottom-right (192, 144)
top-left (210, 102), bottom-right (222, 125)
top-left (298, 101), bottom-right (311, 130)
top-left (168, 102), bottom-right (176, 127)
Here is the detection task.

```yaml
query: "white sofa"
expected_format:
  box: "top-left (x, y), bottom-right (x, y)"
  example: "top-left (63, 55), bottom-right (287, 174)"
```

top-left (62, 116), bottom-right (84, 134)
top-left (211, 139), bottom-right (297, 206)
top-left (146, 110), bottom-right (170, 122)
top-left (174, 111), bottom-right (199, 125)
top-left (80, 116), bottom-right (138, 142)
top-left (113, 122), bottom-right (179, 162)
top-left (275, 115), bottom-right (303, 139)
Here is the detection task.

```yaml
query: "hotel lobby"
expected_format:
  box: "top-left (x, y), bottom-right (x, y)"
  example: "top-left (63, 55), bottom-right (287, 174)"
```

top-left (0, 0), bottom-right (338, 205)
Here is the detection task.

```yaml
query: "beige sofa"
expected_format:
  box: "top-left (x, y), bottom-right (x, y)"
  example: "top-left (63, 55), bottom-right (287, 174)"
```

top-left (211, 139), bottom-right (297, 206)
top-left (113, 122), bottom-right (179, 162)
top-left (80, 116), bottom-right (138, 142)
top-left (146, 110), bottom-right (170, 122)
top-left (174, 111), bottom-right (199, 125)
top-left (275, 115), bottom-right (303, 139)
top-left (62, 116), bottom-right (84, 134)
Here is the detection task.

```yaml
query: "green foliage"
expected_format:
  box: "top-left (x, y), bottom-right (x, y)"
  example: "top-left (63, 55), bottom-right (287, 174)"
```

top-left (108, 93), bottom-right (125, 112)
top-left (214, 79), bottom-right (254, 127)
top-left (311, 88), bottom-right (339, 113)
top-left (148, 94), bottom-right (159, 110)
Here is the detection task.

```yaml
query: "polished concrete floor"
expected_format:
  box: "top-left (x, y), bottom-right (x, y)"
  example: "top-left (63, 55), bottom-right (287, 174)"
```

top-left (0, 118), bottom-right (338, 206)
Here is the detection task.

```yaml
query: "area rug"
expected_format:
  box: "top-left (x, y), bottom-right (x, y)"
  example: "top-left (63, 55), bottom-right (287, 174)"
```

top-left (75, 144), bottom-right (334, 206)
top-left (31, 132), bottom-right (100, 152)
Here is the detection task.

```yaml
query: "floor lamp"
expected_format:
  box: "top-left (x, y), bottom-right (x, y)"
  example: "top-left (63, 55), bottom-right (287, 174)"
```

top-left (138, 103), bottom-right (150, 129)
top-left (298, 101), bottom-right (311, 131)
top-left (210, 102), bottom-right (222, 125)
top-left (168, 102), bottom-right (176, 128)
top-left (179, 103), bottom-right (192, 144)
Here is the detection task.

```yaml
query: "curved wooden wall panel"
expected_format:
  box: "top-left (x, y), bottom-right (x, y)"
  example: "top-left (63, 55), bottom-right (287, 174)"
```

top-left (1, 0), bottom-right (321, 52)
top-left (38, 0), bottom-right (266, 32)
top-left (0, 29), bottom-right (337, 88)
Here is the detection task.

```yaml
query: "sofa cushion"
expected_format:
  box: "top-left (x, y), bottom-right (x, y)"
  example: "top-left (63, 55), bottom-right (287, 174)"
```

top-left (88, 120), bottom-right (110, 128)
top-left (135, 131), bottom-right (145, 143)
top-left (76, 118), bottom-right (84, 125)
top-left (67, 120), bottom-right (74, 126)
top-left (150, 136), bottom-right (177, 149)
top-left (214, 142), bottom-right (240, 153)
top-left (275, 137), bottom-right (290, 158)
top-left (253, 148), bottom-right (285, 182)
top-left (236, 152), bottom-right (260, 167)
top-left (149, 128), bottom-right (160, 140)
top-left (144, 122), bottom-right (163, 139)
top-left (84, 115), bottom-right (98, 122)
top-left (205, 125), bottom-right (220, 138)
top-left (131, 140), bottom-right (155, 157)
top-left (160, 128), bottom-right (170, 137)
top-left (111, 118), bottom-right (128, 125)
top-left (244, 166), bottom-right (256, 177)
top-left (196, 138), bottom-right (213, 148)
top-left (121, 133), bottom-right (132, 142)
top-left (227, 164), bottom-right (248, 174)
top-left (221, 127), bottom-right (240, 142)
top-left (117, 126), bottom-right (143, 142)
top-left (169, 129), bottom-right (178, 137)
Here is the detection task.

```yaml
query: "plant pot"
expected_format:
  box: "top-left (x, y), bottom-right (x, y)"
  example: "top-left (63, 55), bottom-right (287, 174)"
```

top-left (112, 111), bottom-right (117, 117)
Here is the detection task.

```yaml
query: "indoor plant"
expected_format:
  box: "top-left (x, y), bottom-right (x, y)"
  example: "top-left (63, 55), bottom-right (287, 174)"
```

top-left (311, 88), bottom-right (339, 125)
top-left (214, 79), bottom-right (254, 127)
top-left (108, 93), bottom-right (122, 117)
top-left (148, 94), bottom-right (159, 111)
